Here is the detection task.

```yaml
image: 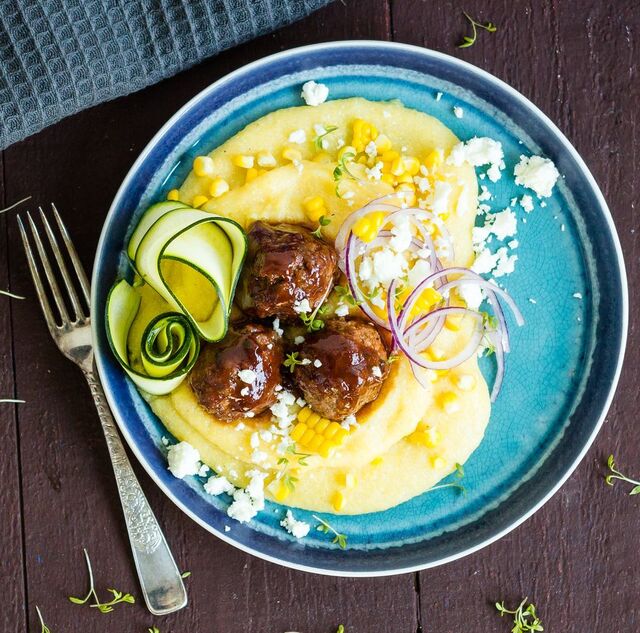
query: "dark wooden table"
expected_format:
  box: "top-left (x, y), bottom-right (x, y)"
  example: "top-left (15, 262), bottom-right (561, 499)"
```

top-left (1, 1), bottom-right (638, 631)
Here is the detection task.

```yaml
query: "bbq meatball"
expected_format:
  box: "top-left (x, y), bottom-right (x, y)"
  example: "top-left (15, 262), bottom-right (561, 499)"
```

top-left (189, 323), bottom-right (283, 421)
top-left (237, 222), bottom-right (338, 320)
top-left (291, 318), bottom-right (389, 420)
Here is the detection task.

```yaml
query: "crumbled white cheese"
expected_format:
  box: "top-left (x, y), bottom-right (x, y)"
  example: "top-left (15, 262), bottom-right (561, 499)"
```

top-left (389, 218), bottom-right (413, 252)
top-left (224, 525), bottom-right (231, 532)
top-left (313, 123), bottom-right (327, 136)
top-left (313, 359), bottom-right (323, 368)
top-left (456, 375), bottom-right (475, 391)
top-left (528, 298), bottom-right (537, 304)
top-left (435, 91), bottom-right (443, 101)
top-left (300, 358), bottom-right (312, 365)
top-left (288, 129), bottom-right (307, 144)
top-left (167, 442), bottom-right (201, 479)
top-left (372, 366), bottom-right (382, 378)
top-left (161, 436), bottom-right (170, 446)
top-left (459, 283), bottom-right (485, 310)
top-left (293, 298), bottom-right (311, 314)
top-left (341, 414), bottom-right (358, 429)
top-left (478, 185), bottom-right (492, 201)
top-left (294, 335), bottom-right (305, 345)
top-left (300, 80), bottom-right (329, 106)
top-left (295, 397), bottom-right (307, 408)
top-left (489, 208), bottom-right (518, 241)
top-left (573, 292), bottom-right (583, 299)
top-left (364, 140), bottom-right (378, 159)
top-left (251, 450), bottom-right (267, 463)
top-left (240, 386), bottom-right (250, 397)
top-left (250, 432), bottom-right (260, 449)
top-left (447, 137), bottom-right (505, 182)
top-left (280, 510), bottom-right (310, 539)
top-left (492, 248), bottom-right (518, 277)
top-left (204, 475), bottom-right (234, 496)
top-left (257, 151), bottom-right (276, 167)
top-left (238, 369), bottom-right (256, 384)
top-left (365, 161), bottom-right (383, 181)
top-left (514, 155), bottom-right (559, 197)
top-left (453, 106), bottom-right (464, 118)
top-left (335, 303), bottom-right (349, 317)
top-left (414, 176), bottom-right (430, 193)
top-left (273, 318), bottom-right (283, 336)
top-left (427, 180), bottom-right (453, 215)
top-left (198, 463), bottom-right (210, 477)
top-left (270, 389), bottom-right (299, 429)
top-left (407, 258), bottom-right (432, 287)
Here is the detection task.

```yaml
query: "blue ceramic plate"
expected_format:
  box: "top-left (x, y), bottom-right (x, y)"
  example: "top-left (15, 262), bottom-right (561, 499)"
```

top-left (93, 41), bottom-right (627, 576)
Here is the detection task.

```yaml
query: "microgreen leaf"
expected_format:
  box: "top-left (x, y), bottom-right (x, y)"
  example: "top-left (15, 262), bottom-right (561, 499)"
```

top-left (148, 627), bottom-right (161, 633)
top-left (68, 549), bottom-right (135, 614)
top-left (35, 606), bottom-right (50, 633)
top-left (284, 352), bottom-right (305, 373)
top-left (312, 515), bottom-right (348, 550)
top-left (180, 571), bottom-right (191, 579)
top-left (495, 598), bottom-right (544, 632)
top-left (336, 625), bottom-right (345, 633)
top-left (314, 125), bottom-right (339, 150)
top-left (299, 311), bottom-right (325, 332)
top-left (458, 12), bottom-right (498, 49)
top-left (311, 215), bottom-right (332, 238)
top-left (605, 454), bottom-right (640, 495)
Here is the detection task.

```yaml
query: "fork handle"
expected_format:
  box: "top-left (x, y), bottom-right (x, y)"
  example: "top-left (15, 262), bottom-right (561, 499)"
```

top-left (83, 366), bottom-right (187, 615)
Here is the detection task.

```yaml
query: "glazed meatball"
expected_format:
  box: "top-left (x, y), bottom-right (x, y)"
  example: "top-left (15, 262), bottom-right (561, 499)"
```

top-left (291, 318), bottom-right (389, 420)
top-left (189, 323), bottom-right (283, 421)
top-left (237, 222), bottom-right (338, 320)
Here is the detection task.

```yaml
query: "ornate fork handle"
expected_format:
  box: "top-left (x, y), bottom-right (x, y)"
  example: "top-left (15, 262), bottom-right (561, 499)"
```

top-left (84, 366), bottom-right (187, 615)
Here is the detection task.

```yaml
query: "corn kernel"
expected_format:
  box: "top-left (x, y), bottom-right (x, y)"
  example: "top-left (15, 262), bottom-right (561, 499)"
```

top-left (371, 456), bottom-right (383, 466)
top-left (335, 428), bottom-right (348, 442)
top-left (256, 150), bottom-right (276, 168)
top-left (425, 346), bottom-right (445, 361)
top-left (193, 155), bottom-right (215, 177)
top-left (208, 177), bottom-right (229, 198)
top-left (290, 423), bottom-right (307, 441)
top-left (381, 150), bottom-right (400, 163)
top-left (381, 173), bottom-right (396, 186)
top-left (308, 435), bottom-right (324, 451)
top-left (300, 428), bottom-right (316, 445)
top-left (352, 211), bottom-right (386, 242)
top-left (282, 146), bottom-right (302, 162)
top-left (437, 391), bottom-right (460, 414)
top-left (396, 172), bottom-right (415, 184)
top-left (456, 373), bottom-right (477, 391)
top-left (297, 408), bottom-right (312, 424)
top-left (425, 426), bottom-right (441, 447)
top-left (305, 412), bottom-right (321, 429)
top-left (245, 167), bottom-right (258, 183)
top-left (274, 480), bottom-right (290, 501)
top-left (424, 149), bottom-right (443, 170)
top-left (403, 156), bottom-right (421, 175)
top-left (303, 195), bottom-right (326, 223)
top-left (325, 421), bottom-right (342, 440)
top-left (318, 440), bottom-right (334, 458)
top-left (166, 189), bottom-right (180, 201)
top-left (338, 472), bottom-right (356, 489)
top-left (431, 455), bottom-right (446, 469)
top-left (374, 134), bottom-right (392, 153)
top-left (444, 314), bottom-right (463, 331)
top-left (315, 418), bottom-right (330, 434)
top-left (232, 154), bottom-right (254, 169)
top-left (332, 491), bottom-right (346, 511)
top-left (390, 156), bottom-right (405, 176)
top-left (192, 195), bottom-right (208, 208)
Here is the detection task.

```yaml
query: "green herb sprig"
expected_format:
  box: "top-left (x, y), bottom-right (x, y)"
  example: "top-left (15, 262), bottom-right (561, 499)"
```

top-left (314, 125), bottom-right (339, 150)
top-left (284, 351), bottom-right (306, 373)
top-left (68, 549), bottom-right (135, 614)
top-left (299, 311), bottom-right (325, 332)
top-left (336, 626), bottom-right (346, 633)
top-left (35, 606), bottom-right (50, 633)
top-left (311, 215), bottom-right (332, 238)
top-left (148, 627), bottom-right (161, 633)
top-left (428, 462), bottom-right (466, 494)
top-left (334, 285), bottom-right (362, 307)
top-left (605, 454), bottom-right (640, 495)
top-left (458, 12), bottom-right (497, 48)
top-left (0, 289), bottom-right (25, 299)
top-left (180, 571), bottom-right (191, 579)
top-left (313, 515), bottom-right (348, 549)
top-left (495, 598), bottom-right (544, 632)
top-left (333, 150), bottom-right (359, 197)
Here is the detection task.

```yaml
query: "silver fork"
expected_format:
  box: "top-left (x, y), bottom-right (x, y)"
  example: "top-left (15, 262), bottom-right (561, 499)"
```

top-left (18, 204), bottom-right (187, 616)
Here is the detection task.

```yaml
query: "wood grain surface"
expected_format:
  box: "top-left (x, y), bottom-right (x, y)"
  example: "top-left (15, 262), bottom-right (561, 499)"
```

top-left (0, 1), bottom-right (638, 631)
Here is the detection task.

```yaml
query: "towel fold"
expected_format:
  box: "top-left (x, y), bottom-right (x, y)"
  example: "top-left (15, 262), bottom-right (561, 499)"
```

top-left (0, 0), bottom-right (331, 149)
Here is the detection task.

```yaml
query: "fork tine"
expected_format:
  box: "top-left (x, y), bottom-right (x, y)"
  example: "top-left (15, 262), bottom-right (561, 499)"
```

top-left (17, 215), bottom-right (58, 333)
top-left (39, 207), bottom-right (86, 321)
top-left (51, 203), bottom-right (91, 306)
top-left (26, 211), bottom-right (70, 324)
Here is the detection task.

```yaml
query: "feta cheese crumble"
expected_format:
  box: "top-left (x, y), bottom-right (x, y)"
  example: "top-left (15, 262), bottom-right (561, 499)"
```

top-left (227, 470), bottom-right (267, 523)
top-left (372, 366), bottom-right (382, 378)
top-left (573, 292), bottom-right (583, 299)
top-left (453, 106), bottom-right (464, 118)
top-left (294, 335), bottom-right (305, 345)
top-left (335, 303), bottom-right (349, 317)
top-left (273, 318), bottom-right (283, 336)
top-left (167, 442), bottom-right (201, 479)
top-left (293, 298), bottom-right (312, 314)
top-left (365, 161), bottom-right (383, 181)
top-left (313, 359), bottom-right (323, 368)
top-left (280, 510), bottom-right (310, 538)
top-left (204, 475), bottom-right (234, 496)
top-left (447, 137), bottom-right (505, 183)
top-left (288, 129), bottom-right (307, 144)
top-left (514, 155), bottom-right (560, 197)
top-left (300, 80), bottom-right (329, 106)
top-left (519, 194), bottom-right (534, 213)
top-left (238, 369), bottom-right (256, 384)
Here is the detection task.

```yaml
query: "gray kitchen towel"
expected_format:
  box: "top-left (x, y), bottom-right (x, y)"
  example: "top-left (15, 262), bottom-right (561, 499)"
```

top-left (0, 0), bottom-right (332, 149)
